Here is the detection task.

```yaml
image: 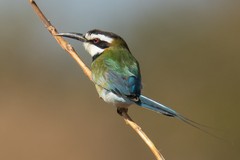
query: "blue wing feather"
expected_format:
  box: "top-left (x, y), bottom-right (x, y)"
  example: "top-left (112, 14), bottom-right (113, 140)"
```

top-left (104, 60), bottom-right (141, 97)
top-left (91, 48), bottom-right (141, 98)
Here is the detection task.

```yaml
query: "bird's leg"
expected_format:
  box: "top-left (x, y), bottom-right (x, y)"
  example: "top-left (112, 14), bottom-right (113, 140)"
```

top-left (117, 107), bottom-right (128, 116)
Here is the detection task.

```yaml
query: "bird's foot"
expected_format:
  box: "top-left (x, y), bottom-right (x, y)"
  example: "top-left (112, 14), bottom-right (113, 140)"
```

top-left (117, 107), bottom-right (128, 116)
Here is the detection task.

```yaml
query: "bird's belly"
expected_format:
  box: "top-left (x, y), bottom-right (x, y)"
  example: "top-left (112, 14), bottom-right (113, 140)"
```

top-left (95, 85), bottom-right (133, 108)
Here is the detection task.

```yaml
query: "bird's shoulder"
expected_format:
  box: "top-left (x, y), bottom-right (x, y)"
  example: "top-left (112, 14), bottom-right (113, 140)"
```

top-left (91, 48), bottom-right (139, 75)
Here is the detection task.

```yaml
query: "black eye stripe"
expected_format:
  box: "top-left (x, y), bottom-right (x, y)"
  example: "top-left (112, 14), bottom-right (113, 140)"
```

top-left (89, 39), bottom-right (110, 49)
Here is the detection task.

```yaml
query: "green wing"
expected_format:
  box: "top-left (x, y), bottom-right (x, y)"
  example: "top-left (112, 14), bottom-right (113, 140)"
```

top-left (91, 48), bottom-right (141, 97)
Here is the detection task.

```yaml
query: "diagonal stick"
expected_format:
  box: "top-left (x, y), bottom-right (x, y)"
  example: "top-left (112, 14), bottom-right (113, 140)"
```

top-left (29, 1), bottom-right (165, 159)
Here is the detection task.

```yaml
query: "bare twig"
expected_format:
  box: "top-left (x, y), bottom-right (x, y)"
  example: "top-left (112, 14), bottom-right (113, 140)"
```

top-left (29, 1), bottom-right (165, 159)
top-left (122, 112), bottom-right (165, 160)
top-left (29, 0), bottom-right (91, 80)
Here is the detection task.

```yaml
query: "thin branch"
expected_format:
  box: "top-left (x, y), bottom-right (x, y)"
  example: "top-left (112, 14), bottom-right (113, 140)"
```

top-left (122, 112), bottom-right (165, 160)
top-left (29, 0), bottom-right (91, 80)
top-left (29, 1), bottom-right (165, 159)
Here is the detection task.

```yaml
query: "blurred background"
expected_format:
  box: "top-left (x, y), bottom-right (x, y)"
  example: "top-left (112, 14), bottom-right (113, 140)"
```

top-left (0, 0), bottom-right (240, 159)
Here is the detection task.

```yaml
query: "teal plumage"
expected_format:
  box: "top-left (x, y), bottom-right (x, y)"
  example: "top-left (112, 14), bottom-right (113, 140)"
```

top-left (91, 47), bottom-right (141, 100)
top-left (89, 44), bottom-right (142, 109)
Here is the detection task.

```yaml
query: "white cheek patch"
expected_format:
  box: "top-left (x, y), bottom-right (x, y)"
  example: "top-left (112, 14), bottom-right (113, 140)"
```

top-left (83, 32), bottom-right (113, 57)
top-left (83, 42), bottom-right (104, 57)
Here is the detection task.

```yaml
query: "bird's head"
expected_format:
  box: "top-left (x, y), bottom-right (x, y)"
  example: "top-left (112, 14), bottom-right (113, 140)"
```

top-left (56, 29), bottom-right (130, 59)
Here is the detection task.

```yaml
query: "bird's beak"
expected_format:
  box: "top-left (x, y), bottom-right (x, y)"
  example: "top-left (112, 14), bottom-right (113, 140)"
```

top-left (55, 32), bottom-right (86, 42)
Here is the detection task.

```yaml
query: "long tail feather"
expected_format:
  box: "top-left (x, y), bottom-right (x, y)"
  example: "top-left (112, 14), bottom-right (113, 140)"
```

top-left (137, 95), bottom-right (178, 117)
top-left (137, 95), bottom-right (221, 139)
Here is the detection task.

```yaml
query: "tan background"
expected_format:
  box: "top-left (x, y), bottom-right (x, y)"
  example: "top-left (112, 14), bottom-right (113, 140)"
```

top-left (0, 1), bottom-right (240, 159)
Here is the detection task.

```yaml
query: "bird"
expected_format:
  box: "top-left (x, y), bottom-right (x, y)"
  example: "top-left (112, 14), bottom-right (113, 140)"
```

top-left (56, 29), bottom-right (214, 134)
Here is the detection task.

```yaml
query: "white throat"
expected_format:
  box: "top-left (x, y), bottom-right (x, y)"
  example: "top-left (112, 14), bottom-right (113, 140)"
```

top-left (83, 42), bottom-right (103, 57)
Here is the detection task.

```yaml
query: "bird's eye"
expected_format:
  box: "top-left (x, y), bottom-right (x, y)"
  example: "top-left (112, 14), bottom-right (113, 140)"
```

top-left (92, 38), bottom-right (100, 44)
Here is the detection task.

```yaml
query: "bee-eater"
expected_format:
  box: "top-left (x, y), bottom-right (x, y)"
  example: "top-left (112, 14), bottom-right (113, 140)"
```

top-left (56, 29), bottom-right (209, 132)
